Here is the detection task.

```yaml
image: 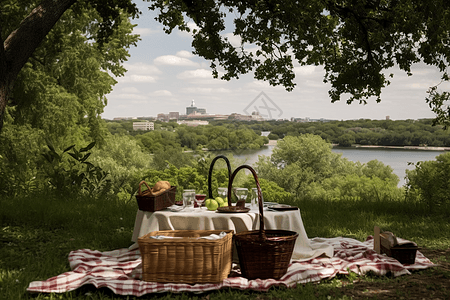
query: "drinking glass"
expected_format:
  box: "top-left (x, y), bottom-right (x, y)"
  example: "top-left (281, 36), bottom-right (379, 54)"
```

top-left (182, 189), bottom-right (195, 210)
top-left (195, 194), bottom-right (206, 211)
top-left (217, 187), bottom-right (227, 200)
top-left (234, 188), bottom-right (248, 207)
top-left (250, 188), bottom-right (258, 209)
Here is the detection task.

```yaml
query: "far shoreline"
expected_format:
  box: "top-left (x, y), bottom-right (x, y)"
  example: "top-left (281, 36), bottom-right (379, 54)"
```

top-left (341, 144), bottom-right (450, 151)
top-left (265, 139), bottom-right (450, 151)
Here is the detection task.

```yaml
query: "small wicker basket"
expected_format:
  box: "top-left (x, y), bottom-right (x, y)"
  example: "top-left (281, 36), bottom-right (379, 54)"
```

top-left (135, 181), bottom-right (176, 212)
top-left (230, 165), bottom-right (298, 280)
top-left (138, 230), bottom-right (233, 283)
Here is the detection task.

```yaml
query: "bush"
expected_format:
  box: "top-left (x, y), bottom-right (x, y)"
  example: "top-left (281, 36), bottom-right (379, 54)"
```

top-left (405, 152), bottom-right (450, 213)
top-left (39, 142), bottom-right (111, 198)
top-left (90, 134), bottom-right (152, 200)
top-left (302, 174), bottom-right (403, 202)
top-left (243, 176), bottom-right (292, 203)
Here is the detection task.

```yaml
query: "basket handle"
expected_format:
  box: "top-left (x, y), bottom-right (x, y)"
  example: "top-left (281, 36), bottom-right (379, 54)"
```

top-left (138, 180), bottom-right (152, 196)
top-left (227, 165), bottom-right (265, 235)
top-left (207, 155), bottom-right (232, 199)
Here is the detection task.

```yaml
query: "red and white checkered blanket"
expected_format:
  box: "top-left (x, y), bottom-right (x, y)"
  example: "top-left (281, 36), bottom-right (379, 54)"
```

top-left (27, 236), bottom-right (435, 296)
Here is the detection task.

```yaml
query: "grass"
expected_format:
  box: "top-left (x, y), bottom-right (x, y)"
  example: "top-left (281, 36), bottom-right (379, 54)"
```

top-left (1, 192), bottom-right (449, 299)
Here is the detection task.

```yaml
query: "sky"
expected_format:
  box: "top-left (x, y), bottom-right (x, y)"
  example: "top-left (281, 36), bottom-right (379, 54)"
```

top-left (102, 1), bottom-right (449, 121)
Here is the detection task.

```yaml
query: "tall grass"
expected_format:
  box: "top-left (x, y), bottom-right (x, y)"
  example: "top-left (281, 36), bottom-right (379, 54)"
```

top-left (1, 192), bottom-right (448, 299)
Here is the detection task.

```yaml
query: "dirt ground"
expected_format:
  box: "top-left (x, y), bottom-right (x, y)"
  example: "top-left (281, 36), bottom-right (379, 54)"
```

top-left (335, 247), bottom-right (450, 300)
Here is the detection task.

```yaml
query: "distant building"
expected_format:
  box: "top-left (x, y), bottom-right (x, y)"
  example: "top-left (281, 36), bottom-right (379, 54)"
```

top-left (228, 113), bottom-right (253, 121)
top-left (178, 120), bottom-right (209, 127)
top-left (197, 108), bottom-right (207, 114)
top-left (157, 113), bottom-right (169, 121)
top-left (186, 99), bottom-right (206, 115)
top-left (251, 111), bottom-right (265, 121)
top-left (168, 112), bottom-right (179, 121)
top-left (186, 99), bottom-right (197, 115)
top-left (133, 121), bottom-right (154, 131)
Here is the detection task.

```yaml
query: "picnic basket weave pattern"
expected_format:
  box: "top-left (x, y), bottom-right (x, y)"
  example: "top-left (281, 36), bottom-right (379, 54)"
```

top-left (230, 165), bottom-right (298, 280)
top-left (138, 230), bottom-right (233, 283)
top-left (135, 181), bottom-right (176, 212)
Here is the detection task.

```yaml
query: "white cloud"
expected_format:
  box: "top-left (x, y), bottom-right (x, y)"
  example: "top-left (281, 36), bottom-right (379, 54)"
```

top-left (124, 62), bottom-right (161, 74)
top-left (176, 21), bottom-right (201, 37)
top-left (216, 87), bottom-right (233, 94)
top-left (113, 93), bottom-right (148, 100)
top-left (294, 65), bottom-right (316, 76)
top-left (223, 33), bottom-right (242, 47)
top-left (154, 55), bottom-right (199, 67)
top-left (120, 87), bottom-right (140, 93)
top-left (133, 27), bottom-right (159, 37)
top-left (118, 75), bottom-right (157, 83)
top-left (153, 90), bottom-right (173, 96)
top-left (182, 87), bottom-right (213, 94)
top-left (177, 69), bottom-right (214, 79)
top-left (181, 86), bottom-right (233, 94)
top-left (176, 50), bottom-right (194, 58)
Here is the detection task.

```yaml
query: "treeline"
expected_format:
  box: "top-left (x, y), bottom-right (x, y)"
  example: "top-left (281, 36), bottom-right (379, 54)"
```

top-left (262, 118), bottom-right (450, 147)
top-left (107, 118), bottom-right (450, 149)
top-left (218, 118), bottom-right (450, 147)
top-left (105, 120), bottom-right (269, 152)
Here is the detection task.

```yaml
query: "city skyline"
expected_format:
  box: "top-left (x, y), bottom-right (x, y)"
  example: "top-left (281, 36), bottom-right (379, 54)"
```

top-left (102, 0), bottom-right (450, 121)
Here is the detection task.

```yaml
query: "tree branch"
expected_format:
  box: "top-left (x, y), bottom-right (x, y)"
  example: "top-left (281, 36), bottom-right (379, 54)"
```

top-left (3, 0), bottom-right (77, 80)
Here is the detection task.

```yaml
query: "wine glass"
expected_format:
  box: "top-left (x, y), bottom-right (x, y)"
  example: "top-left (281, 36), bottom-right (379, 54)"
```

top-left (234, 188), bottom-right (248, 207)
top-left (182, 189), bottom-right (195, 211)
top-left (195, 194), bottom-right (206, 211)
top-left (217, 187), bottom-right (227, 201)
top-left (250, 188), bottom-right (258, 209)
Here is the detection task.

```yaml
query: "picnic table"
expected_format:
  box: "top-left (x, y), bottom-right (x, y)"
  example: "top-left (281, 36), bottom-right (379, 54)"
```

top-left (130, 204), bottom-right (334, 261)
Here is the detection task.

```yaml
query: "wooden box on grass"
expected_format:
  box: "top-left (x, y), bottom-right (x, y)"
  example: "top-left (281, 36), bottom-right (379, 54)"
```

top-left (380, 232), bottom-right (419, 265)
top-left (138, 230), bottom-right (233, 284)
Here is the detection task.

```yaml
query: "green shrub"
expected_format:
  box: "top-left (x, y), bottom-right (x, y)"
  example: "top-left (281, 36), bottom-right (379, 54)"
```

top-left (39, 142), bottom-right (111, 198)
top-left (243, 176), bottom-right (292, 203)
top-left (303, 174), bottom-right (403, 202)
top-left (405, 152), bottom-right (450, 213)
top-left (90, 134), bottom-right (152, 200)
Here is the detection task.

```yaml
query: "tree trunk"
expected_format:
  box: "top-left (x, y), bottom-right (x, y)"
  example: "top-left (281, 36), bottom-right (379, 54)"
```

top-left (0, 0), bottom-right (77, 132)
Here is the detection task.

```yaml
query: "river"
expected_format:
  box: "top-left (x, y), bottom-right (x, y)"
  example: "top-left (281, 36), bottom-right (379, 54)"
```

top-left (224, 145), bottom-right (447, 187)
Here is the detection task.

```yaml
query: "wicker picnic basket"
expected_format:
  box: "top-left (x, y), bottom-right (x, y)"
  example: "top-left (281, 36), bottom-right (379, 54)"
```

top-left (138, 229), bottom-right (233, 283)
top-left (230, 165), bottom-right (299, 280)
top-left (135, 181), bottom-right (176, 212)
top-left (207, 154), bottom-right (232, 199)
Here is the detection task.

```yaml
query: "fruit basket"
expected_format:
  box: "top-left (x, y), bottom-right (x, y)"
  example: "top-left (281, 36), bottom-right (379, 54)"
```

top-left (138, 229), bottom-right (233, 283)
top-left (230, 165), bottom-right (298, 280)
top-left (135, 181), bottom-right (176, 212)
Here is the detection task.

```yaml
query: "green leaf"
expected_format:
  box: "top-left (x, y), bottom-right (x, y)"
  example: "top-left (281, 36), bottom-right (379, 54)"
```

top-left (63, 145), bottom-right (76, 153)
top-left (80, 153), bottom-right (91, 162)
top-left (80, 142), bottom-right (96, 153)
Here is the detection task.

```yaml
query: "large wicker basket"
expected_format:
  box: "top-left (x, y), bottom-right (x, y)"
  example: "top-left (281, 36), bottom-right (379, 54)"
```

top-left (138, 230), bottom-right (233, 283)
top-left (230, 165), bottom-right (299, 280)
top-left (135, 181), bottom-right (176, 212)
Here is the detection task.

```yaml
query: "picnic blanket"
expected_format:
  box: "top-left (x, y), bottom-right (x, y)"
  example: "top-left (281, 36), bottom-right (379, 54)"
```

top-left (27, 236), bottom-right (435, 296)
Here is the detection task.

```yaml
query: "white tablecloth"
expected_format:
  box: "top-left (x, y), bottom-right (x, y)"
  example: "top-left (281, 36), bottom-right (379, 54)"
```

top-left (130, 206), bottom-right (333, 261)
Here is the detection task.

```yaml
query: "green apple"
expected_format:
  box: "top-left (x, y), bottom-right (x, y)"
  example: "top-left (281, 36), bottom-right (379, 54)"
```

top-left (215, 197), bottom-right (224, 205)
top-left (205, 199), bottom-right (219, 211)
